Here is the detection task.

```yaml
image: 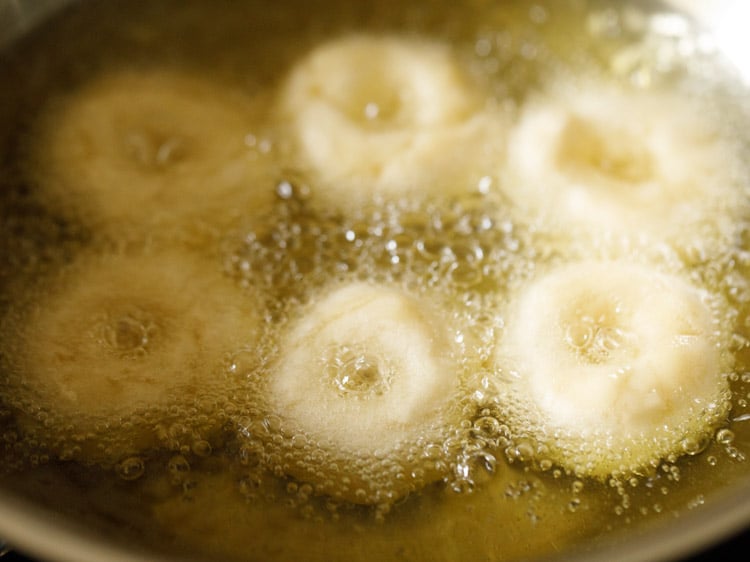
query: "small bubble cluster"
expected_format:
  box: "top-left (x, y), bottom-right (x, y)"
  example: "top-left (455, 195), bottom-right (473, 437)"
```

top-left (227, 186), bottom-right (533, 308)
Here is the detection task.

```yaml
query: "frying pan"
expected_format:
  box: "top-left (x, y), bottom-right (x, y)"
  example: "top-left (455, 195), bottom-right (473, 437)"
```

top-left (0, 1), bottom-right (748, 561)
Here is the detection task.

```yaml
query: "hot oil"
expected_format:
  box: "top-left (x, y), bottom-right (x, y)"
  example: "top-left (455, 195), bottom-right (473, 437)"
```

top-left (1, 0), bottom-right (750, 561)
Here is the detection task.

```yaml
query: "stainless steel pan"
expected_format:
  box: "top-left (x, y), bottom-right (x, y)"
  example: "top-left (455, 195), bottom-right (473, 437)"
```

top-left (0, 1), bottom-right (748, 561)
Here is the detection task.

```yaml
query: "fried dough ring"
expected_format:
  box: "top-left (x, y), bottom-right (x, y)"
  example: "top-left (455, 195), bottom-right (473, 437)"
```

top-left (31, 69), bottom-right (272, 230)
top-left (4, 250), bottom-right (264, 462)
top-left (278, 34), bottom-right (504, 206)
top-left (494, 261), bottom-right (732, 479)
top-left (258, 282), bottom-right (464, 504)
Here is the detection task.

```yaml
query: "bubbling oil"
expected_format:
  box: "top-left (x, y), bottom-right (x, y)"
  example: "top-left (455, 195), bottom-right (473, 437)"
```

top-left (218, 185), bottom-right (530, 509)
top-left (1, 0), bottom-right (750, 561)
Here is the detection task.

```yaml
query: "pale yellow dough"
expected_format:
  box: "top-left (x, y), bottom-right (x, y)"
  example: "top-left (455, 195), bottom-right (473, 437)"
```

top-left (32, 69), bottom-right (271, 229)
top-left (263, 282), bottom-right (462, 503)
top-left (505, 79), bottom-right (742, 241)
top-left (494, 261), bottom-right (731, 479)
top-left (6, 251), bottom-right (264, 461)
top-left (278, 34), bottom-right (505, 205)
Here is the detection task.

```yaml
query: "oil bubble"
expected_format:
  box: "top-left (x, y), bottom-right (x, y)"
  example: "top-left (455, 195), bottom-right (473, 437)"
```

top-left (116, 456), bottom-right (146, 481)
